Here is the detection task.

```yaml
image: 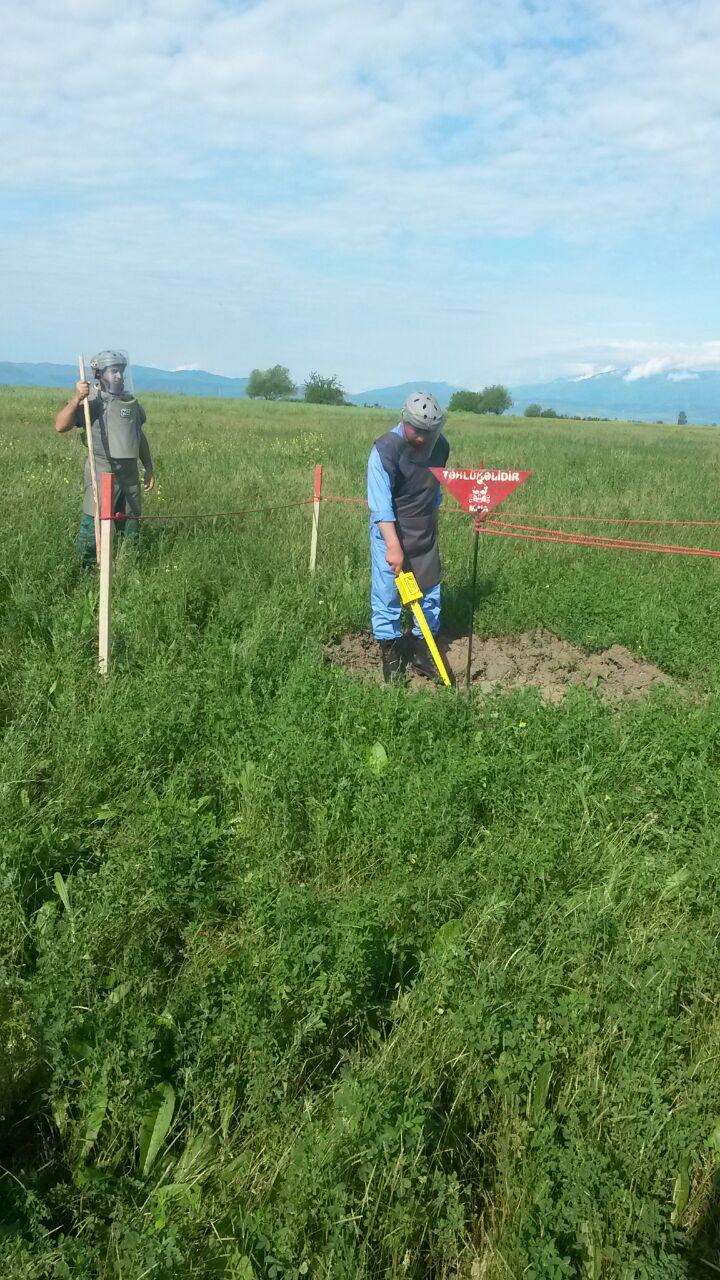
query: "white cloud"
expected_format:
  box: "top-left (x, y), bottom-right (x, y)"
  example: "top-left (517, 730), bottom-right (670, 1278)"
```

top-left (2, 1), bottom-right (720, 381)
top-left (3, 0), bottom-right (720, 233)
top-left (624, 342), bottom-right (720, 380)
top-left (538, 339), bottom-right (720, 386)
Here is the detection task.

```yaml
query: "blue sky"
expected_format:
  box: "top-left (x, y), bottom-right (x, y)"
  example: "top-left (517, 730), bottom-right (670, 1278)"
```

top-left (2, 0), bottom-right (719, 390)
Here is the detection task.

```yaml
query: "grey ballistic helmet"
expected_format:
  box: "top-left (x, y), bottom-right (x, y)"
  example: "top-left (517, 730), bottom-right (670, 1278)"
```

top-left (90, 349), bottom-right (129, 396)
top-left (402, 390), bottom-right (446, 432)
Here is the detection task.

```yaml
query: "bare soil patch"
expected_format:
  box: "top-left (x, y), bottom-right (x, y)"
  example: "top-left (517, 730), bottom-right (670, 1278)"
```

top-left (324, 627), bottom-right (676, 702)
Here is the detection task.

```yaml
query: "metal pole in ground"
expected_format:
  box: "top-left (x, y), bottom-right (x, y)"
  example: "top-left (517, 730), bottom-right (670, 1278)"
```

top-left (465, 526), bottom-right (480, 689)
top-left (98, 472), bottom-right (115, 676)
top-left (309, 463), bottom-right (323, 573)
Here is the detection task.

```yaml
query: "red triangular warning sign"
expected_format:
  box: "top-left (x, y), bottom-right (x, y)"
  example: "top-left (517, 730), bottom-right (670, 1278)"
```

top-left (430, 466), bottom-right (532, 517)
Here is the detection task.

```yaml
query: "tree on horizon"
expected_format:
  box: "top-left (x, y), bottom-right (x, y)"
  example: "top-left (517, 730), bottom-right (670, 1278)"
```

top-left (247, 365), bottom-right (296, 400)
top-left (449, 385), bottom-right (513, 415)
top-left (304, 372), bottom-right (346, 405)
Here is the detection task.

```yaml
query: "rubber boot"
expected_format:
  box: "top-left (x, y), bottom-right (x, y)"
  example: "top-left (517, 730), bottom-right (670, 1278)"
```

top-left (379, 638), bottom-right (406, 683)
top-left (410, 635), bottom-right (438, 680)
top-left (411, 634), bottom-right (456, 684)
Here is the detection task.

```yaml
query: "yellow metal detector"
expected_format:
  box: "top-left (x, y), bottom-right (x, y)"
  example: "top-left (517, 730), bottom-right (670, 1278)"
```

top-left (395, 571), bottom-right (452, 687)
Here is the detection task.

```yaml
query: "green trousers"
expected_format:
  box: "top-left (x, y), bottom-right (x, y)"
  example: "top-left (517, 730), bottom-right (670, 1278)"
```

top-left (77, 512), bottom-right (140, 567)
top-left (78, 459), bottom-right (142, 567)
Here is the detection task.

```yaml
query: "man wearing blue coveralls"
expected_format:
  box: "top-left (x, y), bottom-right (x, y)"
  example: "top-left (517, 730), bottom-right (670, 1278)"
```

top-left (367, 390), bottom-right (453, 683)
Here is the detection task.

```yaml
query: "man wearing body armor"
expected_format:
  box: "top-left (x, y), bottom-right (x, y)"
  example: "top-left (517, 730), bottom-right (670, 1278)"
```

top-left (367, 390), bottom-right (454, 683)
top-left (54, 350), bottom-right (155, 565)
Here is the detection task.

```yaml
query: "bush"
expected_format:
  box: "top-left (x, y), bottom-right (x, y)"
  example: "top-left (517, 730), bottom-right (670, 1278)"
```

top-left (524, 404), bottom-right (543, 418)
top-left (304, 373), bottom-right (346, 405)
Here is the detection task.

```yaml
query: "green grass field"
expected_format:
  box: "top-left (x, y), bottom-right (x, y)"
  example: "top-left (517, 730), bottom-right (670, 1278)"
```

top-left (3, 386), bottom-right (720, 1278)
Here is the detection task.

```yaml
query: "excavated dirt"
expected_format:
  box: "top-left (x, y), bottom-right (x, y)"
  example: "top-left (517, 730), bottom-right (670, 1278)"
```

top-left (324, 628), bottom-right (677, 703)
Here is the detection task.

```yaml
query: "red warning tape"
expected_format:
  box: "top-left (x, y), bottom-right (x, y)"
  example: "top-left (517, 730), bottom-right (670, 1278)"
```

top-left (485, 519), bottom-right (720, 559)
top-left (322, 498), bottom-right (720, 556)
top-left (114, 499), bottom-right (315, 522)
top-left (110, 489), bottom-right (720, 559)
top-left (486, 511), bottom-right (720, 529)
top-left (491, 515), bottom-right (714, 550)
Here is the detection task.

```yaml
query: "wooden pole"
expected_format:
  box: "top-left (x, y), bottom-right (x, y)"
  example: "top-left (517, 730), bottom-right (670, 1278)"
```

top-left (466, 528), bottom-right (480, 689)
top-left (98, 472), bottom-right (115, 676)
top-left (78, 356), bottom-right (101, 563)
top-left (309, 463), bottom-right (323, 573)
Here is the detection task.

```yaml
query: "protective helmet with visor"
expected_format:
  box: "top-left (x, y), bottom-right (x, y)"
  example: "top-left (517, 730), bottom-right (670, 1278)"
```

top-left (401, 390), bottom-right (446, 457)
top-left (402, 390), bottom-right (446, 432)
top-left (90, 349), bottom-right (133, 397)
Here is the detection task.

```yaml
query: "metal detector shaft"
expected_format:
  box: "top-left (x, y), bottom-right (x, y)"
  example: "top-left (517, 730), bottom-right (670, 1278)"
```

top-left (466, 529), bottom-right (480, 688)
top-left (395, 570), bottom-right (452, 687)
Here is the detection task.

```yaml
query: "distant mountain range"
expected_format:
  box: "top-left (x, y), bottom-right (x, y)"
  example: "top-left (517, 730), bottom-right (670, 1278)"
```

top-left (361, 369), bottom-right (720, 424)
top-left (345, 381), bottom-right (462, 407)
top-left (510, 368), bottom-right (720, 425)
top-left (0, 364), bottom-right (462, 409)
top-left (1, 362), bottom-right (718, 424)
top-left (0, 362), bottom-right (250, 398)
top-left (0, 363), bottom-right (460, 408)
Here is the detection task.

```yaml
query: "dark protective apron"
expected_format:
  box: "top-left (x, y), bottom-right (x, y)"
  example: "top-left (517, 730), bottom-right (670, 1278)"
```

top-left (374, 431), bottom-right (450, 592)
top-left (397, 510), bottom-right (441, 592)
top-left (82, 395), bottom-right (144, 517)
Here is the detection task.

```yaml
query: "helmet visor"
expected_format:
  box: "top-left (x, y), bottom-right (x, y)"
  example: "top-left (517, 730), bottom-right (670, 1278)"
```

top-left (91, 349), bottom-right (133, 397)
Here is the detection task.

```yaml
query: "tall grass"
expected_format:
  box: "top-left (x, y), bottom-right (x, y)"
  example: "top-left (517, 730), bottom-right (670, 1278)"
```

top-left (2, 388), bottom-right (720, 1277)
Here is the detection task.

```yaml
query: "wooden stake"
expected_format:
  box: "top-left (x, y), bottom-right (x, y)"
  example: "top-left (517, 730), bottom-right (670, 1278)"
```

top-left (309, 463), bottom-right (323, 573)
top-left (98, 472), bottom-right (115, 676)
top-left (78, 355), bottom-right (101, 563)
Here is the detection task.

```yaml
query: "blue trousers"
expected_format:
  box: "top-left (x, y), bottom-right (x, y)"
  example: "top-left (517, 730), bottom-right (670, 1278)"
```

top-left (370, 527), bottom-right (441, 640)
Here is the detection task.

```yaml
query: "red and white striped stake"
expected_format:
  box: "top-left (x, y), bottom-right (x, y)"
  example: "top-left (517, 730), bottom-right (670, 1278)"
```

top-left (99, 472), bottom-right (115, 676)
top-left (309, 463), bottom-right (323, 573)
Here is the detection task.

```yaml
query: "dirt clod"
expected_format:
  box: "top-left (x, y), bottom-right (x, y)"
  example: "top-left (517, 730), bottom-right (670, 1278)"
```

top-left (324, 628), bottom-right (676, 702)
